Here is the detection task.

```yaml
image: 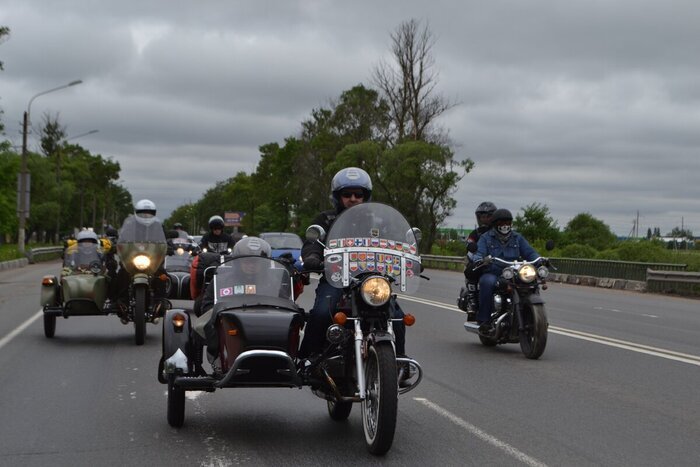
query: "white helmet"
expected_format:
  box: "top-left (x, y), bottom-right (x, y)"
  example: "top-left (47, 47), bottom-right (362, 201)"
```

top-left (135, 199), bottom-right (156, 217)
top-left (76, 230), bottom-right (99, 244)
top-left (233, 236), bottom-right (271, 258)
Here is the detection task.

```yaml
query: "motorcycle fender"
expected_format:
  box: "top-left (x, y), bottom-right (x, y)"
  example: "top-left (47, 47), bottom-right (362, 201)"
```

top-left (132, 273), bottom-right (149, 286)
top-left (368, 330), bottom-right (395, 345)
top-left (40, 276), bottom-right (59, 306)
top-left (163, 309), bottom-right (191, 374)
top-left (525, 294), bottom-right (545, 305)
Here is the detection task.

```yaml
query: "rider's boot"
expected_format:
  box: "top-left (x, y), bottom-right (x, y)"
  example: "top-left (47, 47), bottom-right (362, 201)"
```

top-left (193, 340), bottom-right (207, 376)
top-left (466, 283), bottom-right (478, 322)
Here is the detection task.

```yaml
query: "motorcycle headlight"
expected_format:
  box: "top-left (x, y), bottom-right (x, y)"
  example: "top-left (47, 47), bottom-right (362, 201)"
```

top-left (133, 254), bottom-right (151, 271)
top-left (360, 277), bottom-right (391, 306)
top-left (518, 264), bottom-right (537, 283)
top-left (501, 268), bottom-right (515, 280)
top-left (537, 266), bottom-right (549, 279)
top-left (176, 247), bottom-right (185, 256)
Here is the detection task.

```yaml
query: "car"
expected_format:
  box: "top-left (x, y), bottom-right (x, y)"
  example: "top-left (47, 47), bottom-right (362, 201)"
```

top-left (259, 232), bottom-right (303, 266)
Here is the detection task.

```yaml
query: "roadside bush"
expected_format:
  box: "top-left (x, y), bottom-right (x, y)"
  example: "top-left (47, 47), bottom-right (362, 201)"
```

top-left (431, 240), bottom-right (466, 256)
top-left (559, 243), bottom-right (597, 258)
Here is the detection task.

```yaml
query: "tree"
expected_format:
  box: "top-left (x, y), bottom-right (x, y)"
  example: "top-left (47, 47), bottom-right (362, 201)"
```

top-left (372, 19), bottom-right (454, 144)
top-left (0, 142), bottom-right (19, 237)
top-left (563, 213), bottom-right (617, 250)
top-left (668, 226), bottom-right (693, 238)
top-left (514, 203), bottom-right (560, 244)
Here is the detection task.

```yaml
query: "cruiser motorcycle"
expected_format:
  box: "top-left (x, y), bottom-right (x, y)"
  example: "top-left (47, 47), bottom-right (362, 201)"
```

top-left (117, 214), bottom-right (168, 345)
top-left (160, 202), bottom-right (423, 455)
top-left (463, 246), bottom-right (553, 359)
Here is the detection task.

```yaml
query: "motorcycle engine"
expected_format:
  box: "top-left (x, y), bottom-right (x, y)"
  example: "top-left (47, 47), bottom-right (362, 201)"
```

top-left (493, 294), bottom-right (502, 313)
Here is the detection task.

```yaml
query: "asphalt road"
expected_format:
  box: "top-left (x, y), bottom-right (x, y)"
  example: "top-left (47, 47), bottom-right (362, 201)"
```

top-left (1, 261), bottom-right (699, 466)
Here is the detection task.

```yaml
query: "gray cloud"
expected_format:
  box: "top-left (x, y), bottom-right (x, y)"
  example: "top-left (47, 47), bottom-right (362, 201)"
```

top-left (1, 0), bottom-right (698, 235)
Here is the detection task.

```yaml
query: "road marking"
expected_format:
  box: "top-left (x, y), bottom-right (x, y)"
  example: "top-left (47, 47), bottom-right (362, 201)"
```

top-left (398, 295), bottom-right (700, 366)
top-left (0, 309), bottom-right (43, 351)
top-left (414, 397), bottom-right (548, 467)
top-left (593, 305), bottom-right (658, 319)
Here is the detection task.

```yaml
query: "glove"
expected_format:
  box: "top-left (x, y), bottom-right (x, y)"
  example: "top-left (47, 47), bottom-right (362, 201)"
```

top-left (482, 255), bottom-right (492, 266)
top-left (302, 253), bottom-right (323, 271)
top-left (278, 252), bottom-right (295, 267)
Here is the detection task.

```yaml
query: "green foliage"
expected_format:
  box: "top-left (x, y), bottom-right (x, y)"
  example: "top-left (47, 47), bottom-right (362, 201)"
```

top-left (0, 244), bottom-right (22, 262)
top-left (559, 243), bottom-right (598, 259)
top-left (0, 144), bottom-right (19, 235)
top-left (562, 213), bottom-right (617, 250)
top-left (514, 203), bottom-right (560, 244)
top-left (431, 239), bottom-right (467, 256)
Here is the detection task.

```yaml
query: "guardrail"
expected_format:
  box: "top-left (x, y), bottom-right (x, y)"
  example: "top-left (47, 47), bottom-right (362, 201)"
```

top-left (26, 246), bottom-right (63, 264)
top-left (647, 269), bottom-right (700, 295)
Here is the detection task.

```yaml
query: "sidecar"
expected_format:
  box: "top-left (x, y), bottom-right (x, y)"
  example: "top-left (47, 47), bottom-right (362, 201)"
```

top-left (41, 242), bottom-right (110, 338)
top-left (164, 238), bottom-right (194, 300)
top-left (160, 256), bottom-right (304, 427)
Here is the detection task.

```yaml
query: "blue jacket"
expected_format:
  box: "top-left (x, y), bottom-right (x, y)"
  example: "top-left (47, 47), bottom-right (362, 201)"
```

top-left (474, 229), bottom-right (539, 275)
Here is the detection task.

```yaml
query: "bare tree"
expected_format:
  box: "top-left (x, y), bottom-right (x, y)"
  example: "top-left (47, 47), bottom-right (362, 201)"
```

top-left (372, 19), bottom-right (454, 145)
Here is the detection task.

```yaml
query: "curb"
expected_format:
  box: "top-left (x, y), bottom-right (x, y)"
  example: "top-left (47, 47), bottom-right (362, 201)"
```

top-left (549, 273), bottom-right (646, 293)
top-left (0, 258), bottom-right (29, 271)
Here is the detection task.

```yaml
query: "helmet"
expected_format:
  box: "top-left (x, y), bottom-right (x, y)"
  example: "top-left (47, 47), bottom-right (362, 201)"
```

top-left (76, 230), bottom-right (99, 244)
top-left (134, 199), bottom-right (156, 217)
top-left (330, 167), bottom-right (372, 209)
top-left (475, 201), bottom-right (497, 227)
top-left (233, 236), bottom-right (271, 258)
top-left (491, 208), bottom-right (513, 225)
top-left (173, 222), bottom-right (183, 230)
top-left (105, 227), bottom-right (118, 238)
top-left (208, 215), bottom-right (225, 230)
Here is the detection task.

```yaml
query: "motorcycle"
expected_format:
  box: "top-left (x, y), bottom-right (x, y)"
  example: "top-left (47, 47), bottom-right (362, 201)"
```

top-left (160, 202), bottom-right (423, 455)
top-left (40, 241), bottom-right (110, 338)
top-left (463, 245), bottom-right (553, 359)
top-left (164, 236), bottom-right (197, 300)
top-left (117, 214), bottom-right (168, 345)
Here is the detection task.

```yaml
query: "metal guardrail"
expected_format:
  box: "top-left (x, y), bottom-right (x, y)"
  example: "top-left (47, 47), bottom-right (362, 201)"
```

top-left (646, 269), bottom-right (700, 295)
top-left (26, 246), bottom-right (63, 264)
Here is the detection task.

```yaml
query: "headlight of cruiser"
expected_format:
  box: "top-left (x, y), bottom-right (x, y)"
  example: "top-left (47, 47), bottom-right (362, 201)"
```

top-left (360, 277), bottom-right (391, 306)
top-left (176, 247), bottom-right (185, 256)
top-left (501, 268), bottom-right (515, 280)
top-left (518, 264), bottom-right (537, 282)
top-left (132, 254), bottom-right (151, 271)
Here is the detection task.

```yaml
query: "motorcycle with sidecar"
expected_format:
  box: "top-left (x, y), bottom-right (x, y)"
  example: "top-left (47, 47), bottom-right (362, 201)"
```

top-left (160, 202), bottom-right (423, 455)
top-left (164, 235), bottom-right (197, 300)
top-left (40, 240), bottom-right (110, 338)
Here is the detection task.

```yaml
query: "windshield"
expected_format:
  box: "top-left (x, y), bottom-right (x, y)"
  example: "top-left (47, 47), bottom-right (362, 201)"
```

top-left (213, 256), bottom-right (293, 303)
top-left (63, 243), bottom-right (102, 272)
top-left (117, 214), bottom-right (167, 244)
top-left (324, 202), bottom-right (421, 293)
top-left (165, 251), bottom-right (193, 273)
top-left (262, 234), bottom-right (303, 249)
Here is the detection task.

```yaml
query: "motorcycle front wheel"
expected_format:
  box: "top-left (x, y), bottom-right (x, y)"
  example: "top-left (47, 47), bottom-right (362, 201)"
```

top-left (134, 284), bottom-right (147, 345)
top-left (519, 303), bottom-right (548, 359)
top-left (167, 376), bottom-right (185, 427)
top-left (362, 341), bottom-right (398, 456)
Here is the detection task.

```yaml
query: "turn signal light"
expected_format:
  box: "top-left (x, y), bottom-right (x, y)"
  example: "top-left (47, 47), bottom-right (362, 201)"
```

top-left (333, 312), bottom-right (348, 325)
top-left (403, 314), bottom-right (416, 326)
top-left (227, 329), bottom-right (239, 336)
top-left (172, 313), bottom-right (186, 329)
top-left (159, 274), bottom-right (169, 281)
top-left (42, 277), bottom-right (55, 286)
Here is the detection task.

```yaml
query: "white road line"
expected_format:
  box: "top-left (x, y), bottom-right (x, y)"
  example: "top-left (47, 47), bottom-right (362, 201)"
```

top-left (0, 309), bottom-right (43, 350)
top-left (414, 397), bottom-right (548, 467)
top-left (399, 295), bottom-right (700, 366)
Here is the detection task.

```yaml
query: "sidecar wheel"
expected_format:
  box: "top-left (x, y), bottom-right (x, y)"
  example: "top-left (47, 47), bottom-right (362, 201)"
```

top-left (362, 341), bottom-right (398, 456)
top-left (134, 285), bottom-right (147, 345)
top-left (478, 335), bottom-right (497, 347)
top-left (327, 399), bottom-right (353, 421)
top-left (519, 303), bottom-right (548, 359)
top-left (167, 377), bottom-right (185, 427)
top-left (43, 314), bottom-right (56, 338)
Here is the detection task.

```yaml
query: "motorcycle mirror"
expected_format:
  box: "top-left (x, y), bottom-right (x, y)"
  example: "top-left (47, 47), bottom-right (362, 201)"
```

top-left (467, 242), bottom-right (478, 253)
top-left (407, 227), bottom-right (422, 245)
top-left (545, 240), bottom-right (555, 251)
top-left (305, 224), bottom-right (326, 243)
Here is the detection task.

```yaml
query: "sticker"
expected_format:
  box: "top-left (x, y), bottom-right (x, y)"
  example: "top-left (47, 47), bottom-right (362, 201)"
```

top-left (359, 252), bottom-right (367, 261)
top-left (380, 239), bottom-right (388, 248)
top-left (331, 272), bottom-right (342, 282)
top-left (359, 261), bottom-right (367, 271)
top-left (328, 239), bottom-right (338, 248)
top-left (219, 287), bottom-right (233, 297)
top-left (354, 238), bottom-right (366, 247)
top-left (245, 285), bottom-right (256, 294)
top-left (409, 245), bottom-right (417, 255)
top-left (345, 238), bottom-right (355, 247)
top-left (388, 240), bottom-right (395, 250)
top-left (377, 263), bottom-right (386, 273)
top-left (370, 228), bottom-right (380, 237)
top-left (326, 254), bottom-right (343, 263)
top-left (406, 269), bottom-right (415, 278)
top-left (350, 252), bottom-right (358, 261)
top-left (349, 262), bottom-right (359, 272)
top-left (370, 237), bottom-right (380, 247)
top-left (395, 242), bottom-right (403, 252)
top-left (234, 285), bottom-right (245, 295)
top-left (367, 252), bottom-right (375, 261)
top-left (367, 262), bottom-right (375, 271)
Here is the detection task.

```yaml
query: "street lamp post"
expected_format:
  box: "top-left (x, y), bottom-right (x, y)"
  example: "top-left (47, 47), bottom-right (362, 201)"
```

top-left (17, 79), bottom-right (82, 254)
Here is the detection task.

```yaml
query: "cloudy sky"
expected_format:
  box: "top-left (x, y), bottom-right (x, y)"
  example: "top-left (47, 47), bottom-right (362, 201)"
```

top-left (2, 0), bottom-right (698, 236)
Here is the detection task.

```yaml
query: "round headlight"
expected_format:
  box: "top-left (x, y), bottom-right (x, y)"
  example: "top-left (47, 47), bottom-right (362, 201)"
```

top-left (518, 264), bottom-right (537, 282)
top-left (537, 266), bottom-right (549, 279)
top-left (176, 247), bottom-right (185, 256)
top-left (501, 268), bottom-right (515, 280)
top-left (133, 254), bottom-right (151, 271)
top-left (360, 277), bottom-right (391, 306)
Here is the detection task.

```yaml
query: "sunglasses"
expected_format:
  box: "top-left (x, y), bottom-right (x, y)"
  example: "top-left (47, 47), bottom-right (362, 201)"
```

top-left (340, 191), bottom-right (365, 199)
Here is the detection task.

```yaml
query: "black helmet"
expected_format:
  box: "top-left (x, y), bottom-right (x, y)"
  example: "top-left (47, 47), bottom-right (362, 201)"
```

top-left (475, 201), bottom-right (497, 215)
top-left (208, 215), bottom-right (225, 230)
top-left (490, 208), bottom-right (513, 225)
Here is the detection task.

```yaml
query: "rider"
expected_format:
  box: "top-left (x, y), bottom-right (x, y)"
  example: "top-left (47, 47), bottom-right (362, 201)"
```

top-left (299, 167), bottom-right (409, 369)
top-left (473, 208), bottom-right (539, 334)
top-left (197, 236), bottom-right (275, 373)
top-left (199, 215), bottom-right (236, 253)
top-left (459, 201), bottom-right (497, 321)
